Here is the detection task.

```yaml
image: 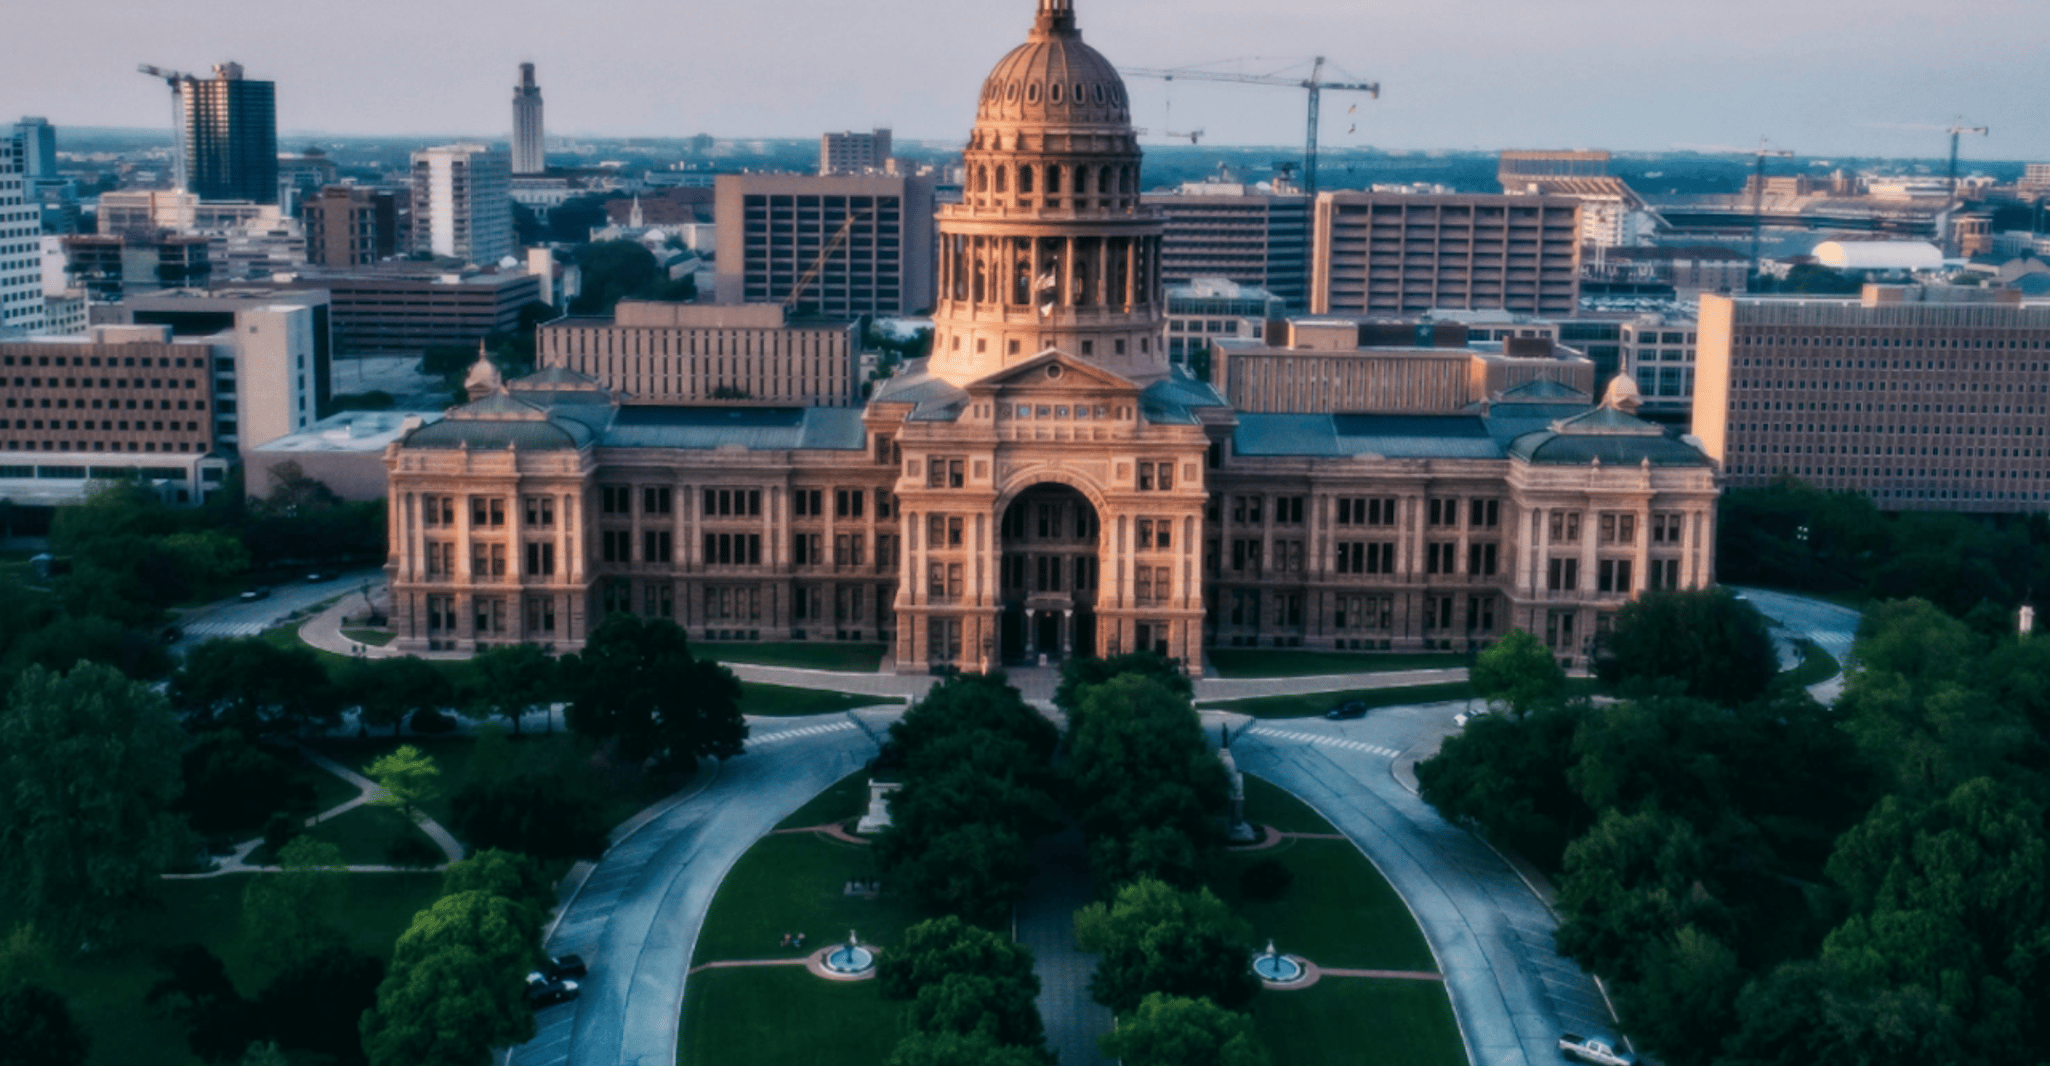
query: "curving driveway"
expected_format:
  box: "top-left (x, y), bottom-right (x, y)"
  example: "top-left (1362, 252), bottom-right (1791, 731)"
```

top-left (510, 710), bottom-right (896, 1066)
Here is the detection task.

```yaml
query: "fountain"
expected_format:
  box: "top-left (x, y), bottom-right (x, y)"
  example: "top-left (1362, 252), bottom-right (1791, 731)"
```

top-left (822, 929), bottom-right (875, 976)
top-left (1251, 939), bottom-right (1306, 984)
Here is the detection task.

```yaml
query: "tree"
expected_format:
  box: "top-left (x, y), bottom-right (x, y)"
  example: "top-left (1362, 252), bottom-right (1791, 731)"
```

top-left (359, 891), bottom-right (539, 1066)
top-left (147, 945), bottom-right (254, 1062)
top-left (1553, 808), bottom-right (1730, 983)
top-left (0, 984), bottom-right (90, 1066)
top-left (1053, 651), bottom-right (1192, 715)
top-left (448, 774), bottom-right (608, 863)
top-left (241, 838), bottom-right (346, 966)
top-left (1416, 702), bottom-right (1591, 870)
top-left (339, 657), bottom-right (453, 736)
top-left (178, 731), bottom-right (316, 837)
top-left (4, 613), bottom-right (172, 681)
top-left (254, 945), bottom-right (383, 1062)
top-left (879, 918), bottom-right (1049, 1061)
top-left (908, 971), bottom-right (1049, 1050)
top-left (1062, 675), bottom-right (1229, 890)
top-left (569, 241), bottom-right (662, 315)
top-left (887, 1031), bottom-right (1050, 1066)
top-left (1469, 628), bottom-right (1566, 716)
top-left (1099, 993), bottom-right (1271, 1066)
top-left (1596, 589), bottom-right (1778, 704)
top-left (0, 663), bottom-right (186, 946)
top-left (878, 916), bottom-right (1039, 1001)
top-left (438, 850), bottom-right (557, 941)
top-left (1075, 879), bottom-right (1258, 1014)
top-left (563, 615), bottom-right (745, 774)
top-left (1612, 925), bottom-right (1744, 1066)
top-left (366, 745), bottom-right (440, 820)
top-left (0, 924), bottom-right (52, 992)
top-left (467, 643), bottom-right (559, 734)
top-left (170, 637), bottom-right (340, 738)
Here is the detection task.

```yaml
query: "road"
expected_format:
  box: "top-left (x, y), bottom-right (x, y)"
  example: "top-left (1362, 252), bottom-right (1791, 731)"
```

top-left (170, 565), bottom-right (384, 650)
top-left (510, 711), bottom-right (894, 1066)
top-left (1730, 586), bottom-right (1863, 702)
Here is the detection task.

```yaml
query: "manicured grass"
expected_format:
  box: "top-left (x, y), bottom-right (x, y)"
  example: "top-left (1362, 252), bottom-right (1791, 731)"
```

top-left (1241, 775), bottom-right (1339, 835)
top-left (309, 734), bottom-right (486, 828)
top-left (1205, 677), bottom-right (1602, 719)
top-left (1211, 840), bottom-right (1436, 972)
top-left (1250, 978), bottom-right (1466, 1066)
top-left (775, 770), bottom-right (872, 830)
top-left (707, 642), bottom-right (887, 672)
top-left (342, 627), bottom-right (396, 646)
top-left (1206, 649), bottom-right (1467, 679)
top-left (679, 966), bottom-right (901, 1066)
top-left (299, 803), bottom-right (441, 866)
top-left (1782, 639), bottom-right (1840, 688)
top-left (742, 682), bottom-right (894, 717)
top-left (198, 749), bottom-right (359, 845)
top-left (9, 873), bottom-right (439, 1066)
top-left (689, 832), bottom-right (918, 965)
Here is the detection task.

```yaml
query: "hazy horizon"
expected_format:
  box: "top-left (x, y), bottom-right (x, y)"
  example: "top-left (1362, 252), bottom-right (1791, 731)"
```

top-left (6, 0), bottom-right (2044, 159)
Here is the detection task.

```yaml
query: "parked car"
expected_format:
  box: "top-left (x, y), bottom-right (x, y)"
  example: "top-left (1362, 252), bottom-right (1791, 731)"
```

top-left (1324, 700), bottom-right (1369, 720)
top-left (1559, 1033), bottom-right (1636, 1066)
top-left (544, 954), bottom-right (587, 980)
top-left (524, 972), bottom-right (580, 1008)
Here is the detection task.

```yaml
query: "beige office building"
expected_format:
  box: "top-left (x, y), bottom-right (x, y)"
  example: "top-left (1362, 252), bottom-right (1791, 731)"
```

top-left (1694, 286), bottom-right (2050, 512)
top-left (538, 302), bottom-right (861, 407)
top-left (1311, 193), bottom-right (1582, 317)
top-left (714, 172), bottom-right (935, 316)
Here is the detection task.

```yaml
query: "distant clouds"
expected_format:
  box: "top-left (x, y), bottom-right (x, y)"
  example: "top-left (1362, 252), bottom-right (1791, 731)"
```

top-left (5, 0), bottom-right (2044, 158)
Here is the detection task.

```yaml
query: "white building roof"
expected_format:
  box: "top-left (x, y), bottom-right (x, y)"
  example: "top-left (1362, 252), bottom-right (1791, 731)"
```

top-left (1812, 240), bottom-right (1945, 271)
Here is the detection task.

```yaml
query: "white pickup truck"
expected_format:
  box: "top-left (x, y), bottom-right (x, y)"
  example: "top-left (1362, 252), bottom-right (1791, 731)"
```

top-left (1559, 1033), bottom-right (1636, 1066)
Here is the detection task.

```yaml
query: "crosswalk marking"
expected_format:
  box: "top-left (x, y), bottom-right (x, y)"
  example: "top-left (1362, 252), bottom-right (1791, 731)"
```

top-left (1244, 726), bottom-right (1400, 759)
top-left (750, 720), bottom-right (858, 747)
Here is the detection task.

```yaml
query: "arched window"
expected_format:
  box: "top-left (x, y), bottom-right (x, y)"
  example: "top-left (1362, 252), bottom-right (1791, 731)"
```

top-left (976, 166), bottom-right (989, 193)
top-left (995, 166), bottom-right (1008, 193)
top-left (1019, 166), bottom-right (1035, 193)
top-left (1119, 166), bottom-right (1133, 194)
top-left (1026, 83), bottom-right (1040, 104)
top-left (1097, 167), bottom-right (1111, 194)
top-left (1047, 165), bottom-right (1062, 193)
top-left (1050, 83), bottom-right (1063, 104)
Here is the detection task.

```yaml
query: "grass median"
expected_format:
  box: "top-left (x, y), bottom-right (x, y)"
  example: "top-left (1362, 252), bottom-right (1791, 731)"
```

top-left (1205, 648), bottom-right (1467, 678)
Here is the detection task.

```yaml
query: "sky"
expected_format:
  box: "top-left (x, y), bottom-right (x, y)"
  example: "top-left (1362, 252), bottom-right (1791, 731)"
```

top-left (6, 0), bottom-right (2047, 160)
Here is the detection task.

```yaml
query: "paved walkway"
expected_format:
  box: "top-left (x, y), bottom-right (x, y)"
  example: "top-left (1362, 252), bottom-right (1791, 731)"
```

top-left (508, 711), bottom-right (895, 1066)
top-left (165, 741), bottom-right (465, 879)
top-left (1016, 828), bottom-right (1113, 1066)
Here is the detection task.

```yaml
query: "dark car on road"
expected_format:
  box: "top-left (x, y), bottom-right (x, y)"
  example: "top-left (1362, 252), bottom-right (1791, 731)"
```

top-left (525, 972), bottom-right (580, 1007)
top-left (544, 954), bottom-right (587, 980)
top-left (1325, 700), bottom-right (1369, 720)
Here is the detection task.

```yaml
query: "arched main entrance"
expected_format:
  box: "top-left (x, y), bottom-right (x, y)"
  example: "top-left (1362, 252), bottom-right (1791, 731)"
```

top-left (997, 484), bottom-right (1100, 664)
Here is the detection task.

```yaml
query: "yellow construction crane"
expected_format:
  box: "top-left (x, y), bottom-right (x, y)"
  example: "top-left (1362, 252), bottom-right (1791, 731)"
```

top-left (782, 208), bottom-right (872, 314)
top-left (1119, 58), bottom-right (1379, 197)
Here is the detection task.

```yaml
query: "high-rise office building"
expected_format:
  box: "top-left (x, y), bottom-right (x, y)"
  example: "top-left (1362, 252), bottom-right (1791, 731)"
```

top-left (12, 118), bottom-right (56, 180)
top-left (819, 129), bottom-right (891, 175)
top-left (713, 172), bottom-right (935, 315)
top-left (512, 63), bottom-right (545, 175)
top-left (177, 63), bottom-right (278, 203)
top-left (1694, 285), bottom-right (2050, 512)
top-left (1144, 183), bottom-right (1311, 309)
top-left (0, 137), bottom-right (47, 338)
top-left (303, 186), bottom-right (399, 267)
top-left (1311, 192), bottom-right (1581, 317)
top-left (410, 145), bottom-right (514, 265)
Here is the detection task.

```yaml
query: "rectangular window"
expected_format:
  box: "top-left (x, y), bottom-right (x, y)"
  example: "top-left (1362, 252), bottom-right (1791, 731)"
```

top-left (523, 495), bottom-right (554, 528)
top-left (1548, 512), bottom-right (1582, 543)
top-left (643, 530), bottom-right (673, 564)
top-left (525, 541), bottom-right (556, 576)
top-left (523, 595), bottom-right (556, 635)
top-left (1468, 499), bottom-right (1499, 528)
top-left (1274, 496), bottom-right (1304, 524)
top-left (1466, 542), bottom-right (1498, 576)
top-left (1598, 559), bottom-right (1634, 593)
top-left (1547, 557), bottom-right (1580, 591)
top-left (600, 485), bottom-right (629, 515)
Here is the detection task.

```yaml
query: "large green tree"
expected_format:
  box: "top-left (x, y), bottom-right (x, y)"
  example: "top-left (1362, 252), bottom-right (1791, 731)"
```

top-left (1075, 878), bottom-right (1258, 1013)
top-left (1099, 992), bottom-right (1270, 1066)
top-left (1416, 701), bottom-right (1591, 870)
top-left (1062, 675), bottom-right (1229, 890)
top-left (467, 643), bottom-right (560, 734)
top-left (242, 838), bottom-right (347, 966)
top-left (365, 745), bottom-right (440, 820)
top-left (1554, 808), bottom-right (1731, 984)
top-left (438, 850), bottom-right (556, 940)
top-left (886, 1031), bottom-right (1049, 1066)
top-left (0, 983), bottom-right (91, 1066)
top-left (339, 657), bottom-right (454, 736)
top-left (449, 774), bottom-right (608, 863)
top-left (177, 731), bottom-right (316, 837)
top-left (254, 945), bottom-right (384, 1063)
top-left (563, 615), bottom-right (745, 773)
top-left (170, 637), bottom-right (340, 738)
top-left (358, 891), bottom-right (539, 1066)
top-left (1469, 628), bottom-right (1567, 715)
top-left (1052, 651), bottom-right (1191, 715)
top-left (0, 663), bottom-right (186, 946)
top-left (1596, 589), bottom-right (1779, 705)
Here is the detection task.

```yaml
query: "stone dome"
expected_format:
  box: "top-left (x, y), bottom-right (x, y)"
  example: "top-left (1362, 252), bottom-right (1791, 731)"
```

top-left (976, 0), bottom-right (1130, 128)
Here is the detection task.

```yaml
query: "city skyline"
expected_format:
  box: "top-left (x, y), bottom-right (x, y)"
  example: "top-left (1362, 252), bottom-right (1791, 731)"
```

top-left (3, 0), bottom-right (2045, 159)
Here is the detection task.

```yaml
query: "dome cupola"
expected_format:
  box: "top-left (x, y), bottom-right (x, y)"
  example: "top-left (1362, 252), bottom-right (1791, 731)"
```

top-left (975, 0), bottom-right (1131, 130)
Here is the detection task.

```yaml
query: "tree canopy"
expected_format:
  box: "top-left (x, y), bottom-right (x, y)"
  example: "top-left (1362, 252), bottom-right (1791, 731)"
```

top-left (1062, 674), bottom-right (1229, 890)
top-left (1596, 589), bottom-right (1778, 704)
top-left (359, 891), bottom-right (539, 1066)
top-left (1099, 993), bottom-right (1270, 1066)
top-left (1469, 628), bottom-right (1567, 715)
top-left (1075, 878), bottom-right (1258, 1014)
top-left (170, 637), bottom-right (340, 738)
top-left (563, 615), bottom-right (745, 773)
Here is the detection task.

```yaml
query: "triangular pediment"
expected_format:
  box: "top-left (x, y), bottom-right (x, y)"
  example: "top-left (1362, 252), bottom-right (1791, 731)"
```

top-left (966, 349), bottom-right (1139, 396)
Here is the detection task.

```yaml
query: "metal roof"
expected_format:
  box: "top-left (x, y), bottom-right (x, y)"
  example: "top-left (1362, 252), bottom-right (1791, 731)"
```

top-left (599, 406), bottom-right (866, 451)
top-left (1235, 413), bottom-right (1505, 459)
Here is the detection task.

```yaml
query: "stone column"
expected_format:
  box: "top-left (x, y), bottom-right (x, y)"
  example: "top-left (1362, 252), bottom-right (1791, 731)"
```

top-left (1632, 505), bottom-right (1651, 593)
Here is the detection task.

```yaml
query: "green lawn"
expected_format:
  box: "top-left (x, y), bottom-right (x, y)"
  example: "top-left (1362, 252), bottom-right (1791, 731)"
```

top-left (1211, 840), bottom-right (1436, 972)
top-left (1782, 639), bottom-right (1841, 688)
top-left (1241, 775), bottom-right (1341, 834)
top-left (689, 832), bottom-right (918, 965)
top-left (742, 682), bottom-right (894, 717)
top-left (309, 734), bottom-right (488, 828)
top-left (1204, 677), bottom-right (1602, 719)
top-left (707, 642), bottom-right (887, 672)
top-left (680, 966), bottom-right (901, 1066)
top-left (11, 873), bottom-right (439, 1066)
top-left (341, 627), bottom-right (396, 646)
top-left (1249, 978), bottom-right (1466, 1066)
top-left (299, 803), bottom-right (441, 866)
top-left (775, 770), bottom-right (872, 830)
top-left (1205, 649), bottom-right (1467, 679)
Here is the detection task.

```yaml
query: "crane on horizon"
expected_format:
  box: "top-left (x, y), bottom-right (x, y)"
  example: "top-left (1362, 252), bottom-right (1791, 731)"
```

top-left (1119, 58), bottom-right (1379, 198)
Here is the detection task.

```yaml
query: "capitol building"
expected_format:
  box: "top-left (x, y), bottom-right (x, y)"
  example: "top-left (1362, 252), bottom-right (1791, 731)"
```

top-left (381, 0), bottom-right (1720, 671)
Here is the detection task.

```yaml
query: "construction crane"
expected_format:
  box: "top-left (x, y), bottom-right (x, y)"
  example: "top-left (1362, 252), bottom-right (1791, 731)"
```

top-left (1742, 140), bottom-right (1795, 288)
top-left (137, 64), bottom-right (194, 189)
top-left (1120, 58), bottom-right (1379, 198)
top-left (782, 209), bottom-right (872, 314)
top-left (1940, 118), bottom-right (1990, 199)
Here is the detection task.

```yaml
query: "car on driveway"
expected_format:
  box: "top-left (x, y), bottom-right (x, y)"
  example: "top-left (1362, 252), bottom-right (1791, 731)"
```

top-left (1559, 1033), bottom-right (1636, 1066)
top-left (544, 954), bottom-right (587, 980)
top-left (525, 972), bottom-right (580, 1007)
top-left (239, 587), bottom-right (271, 602)
top-left (1324, 700), bottom-right (1369, 720)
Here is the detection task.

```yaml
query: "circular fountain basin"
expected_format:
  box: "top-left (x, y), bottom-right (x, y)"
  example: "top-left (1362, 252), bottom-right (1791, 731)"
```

top-left (823, 944), bottom-right (875, 975)
top-left (1252, 951), bottom-right (1306, 984)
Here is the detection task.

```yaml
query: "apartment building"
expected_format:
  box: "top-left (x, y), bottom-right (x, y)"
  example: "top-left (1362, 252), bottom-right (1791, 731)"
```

top-left (1144, 183), bottom-right (1312, 309)
top-left (1311, 193), bottom-right (1581, 317)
